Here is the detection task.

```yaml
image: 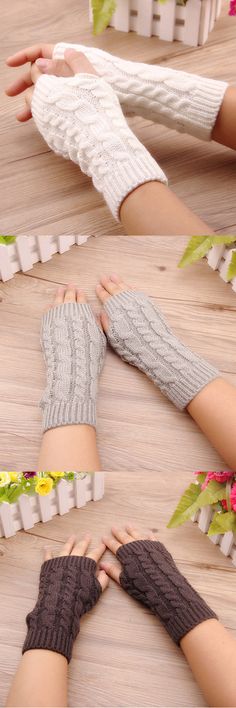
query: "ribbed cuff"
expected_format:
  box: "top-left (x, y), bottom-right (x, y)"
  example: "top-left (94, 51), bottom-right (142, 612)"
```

top-left (42, 302), bottom-right (96, 327)
top-left (184, 77), bottom-right (228, 140)
top-left (160, 360), bottom-right (220, 411)
top-left (167, 604), bottom-right (217, 645)
top-left (41, 399), bottom-right (97, 432)
top-left (22, 625), bottom-right (74, 663)
top-left (103, 155), bottom-right (167, 222)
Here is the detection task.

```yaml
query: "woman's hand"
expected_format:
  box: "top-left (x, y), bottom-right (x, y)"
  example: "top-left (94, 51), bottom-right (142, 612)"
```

top-left (100, 524), bottom-right (157, 583)
top-left (44, 532), bottom-right (109, 591)
top-left (5, 45), bottom-right (97, 121)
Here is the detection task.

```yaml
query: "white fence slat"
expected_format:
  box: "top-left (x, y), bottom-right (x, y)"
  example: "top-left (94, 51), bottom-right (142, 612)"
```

top-left (232, 277), bottom-right (236, 293)
top-left (198, 505), bottom-right (212, 533)
top-left (198, 0), bottom-right (212, 45)
top-left (56, 235), bottom-right (72, 254)
top-left (209, 0), bottom-right (216, 30)
top-left (230, 544), bottom-right (236, 567)
top-left (36, 235), bottom-right (53, 263)
top-left (18, 494), bottom-right (34, 530)
top-left (0, 503), bottom-right (15, 538)
top-left (220, 531), bottom-right (234, 556)
top-left (114, 0), bottom-right (130, 31)
top-left (0, 244), bottom-right (13, 281)
top-left (136, 0), bottom-right (153, 36)
top-left (183, 0), bottom-right (202, 46)
top-left (92, 472), bottom-right (105, 501)
top-left (216, 0), bottom-right (222, 17)
top-left (38, 494), bottom-right (52, 522)
top-left (219, 248), bottom-right (236, 283)
top-left (16, 235), bottom-right (33, 272)
top-left (209, 533), bottom-right (221, 545)
top-left (158, 0), bottom-right (176, 42)
top-left (56, 479), bottom-right (70, 515)
top-left (207, 244), bottom-right (225, 269)
top-left (75, 477), bottom-right (88, 508)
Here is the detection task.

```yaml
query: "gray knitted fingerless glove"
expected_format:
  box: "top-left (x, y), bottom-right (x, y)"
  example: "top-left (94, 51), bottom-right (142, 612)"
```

top-left (22, 555), bottom-right (102, 662)
top-left (40, 303), bottom-right (106, 431)
top-left (117, 540), bottom-right (217, 645)
top-left (104, 291), bottom-right (219, 410)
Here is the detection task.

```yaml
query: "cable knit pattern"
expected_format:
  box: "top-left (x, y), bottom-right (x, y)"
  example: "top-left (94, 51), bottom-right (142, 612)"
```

top-left (22, 556), bottom-right (102, 662)
top-left (117, 540), bottom-right (217, 645)
top-left (40, 302), bottom-right (106, 431)
top-left (54, 43), bottom-right (228, 141)
top-left (31, 73), bottom-right (167, 221)
top-left (104, 291), bottom-right (219, 410)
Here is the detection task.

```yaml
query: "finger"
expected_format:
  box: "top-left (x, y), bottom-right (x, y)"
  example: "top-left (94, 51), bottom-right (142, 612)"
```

top-left (31, 62), bottom-right (43, 85)
top-left (5, 70), bottom-right (33, 96)
top-left (44, 546), bottom-right (52, 561)
top-left (99, 311), bottom-right (109, 334)
top-left (16, 89), bottom-right (34, 122)
top-left (70, 533), bottom-right (91, 556)
top-left (53, 286), bottom-right (66, 307)
top-left (125, 524), bottom-right (157, 541)
top-left (95, 283), bottom-right (110, 304)
top-left (102, 534), bottom-right (121, 555)
top-left (6, 44), bottom-right (54, 67)
top-left (100, 561), bottom-right (121, 584)
top-left (59, 534), bottom-right (77, 557)
top-left (64, 49), bottom-right (97, 76)
top-left (97, 569), bottom-right (109, 592)
top-left (76, 288), bottom-right (87, 304)
top-left (36, 57), bottom-right (73, 77)
top-left (64, 283), bottom-right (77, 303)
top-left (87, 542), bottom-right (106, 563)
top-left (111, 526), bottom-right (134, 545)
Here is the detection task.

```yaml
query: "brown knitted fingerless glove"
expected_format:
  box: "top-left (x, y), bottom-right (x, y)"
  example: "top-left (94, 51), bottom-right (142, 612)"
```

top-left (22, 555), bottom-right (102, 662)
top-left (117, 540), bottom-right (217, 645)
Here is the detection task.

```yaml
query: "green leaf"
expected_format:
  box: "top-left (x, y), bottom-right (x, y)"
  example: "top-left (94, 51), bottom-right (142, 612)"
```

top-left (0, 235), bottom-right (16, 245)
top-left (167, 480), bottom-right (226, 529)
top-left (91, 0), bottom-right (117, 34)
top-left (178, 236), bottom-right (236, 268)
top-left (208, 511), bottom-right (236, 536)
top-left (227, 251), bottom-right (236, 281)
top-left (167, 483), bottom-right (201, 528)
top-left (194, 472), bottom-right (207, 484)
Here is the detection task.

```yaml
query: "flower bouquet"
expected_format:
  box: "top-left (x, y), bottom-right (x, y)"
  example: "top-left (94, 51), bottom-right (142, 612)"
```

top-left (0, 470), bottom-right (105, 538)
top-left (179, 236), bottom-right (236, 292)
top-left (89, 0), bottom-right (222, 46)
top-left (168, 471), bottom-right (236, 565)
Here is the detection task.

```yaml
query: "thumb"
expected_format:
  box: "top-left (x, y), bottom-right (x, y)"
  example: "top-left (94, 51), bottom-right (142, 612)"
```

top-left (64, 48), bottom-right (97, 77)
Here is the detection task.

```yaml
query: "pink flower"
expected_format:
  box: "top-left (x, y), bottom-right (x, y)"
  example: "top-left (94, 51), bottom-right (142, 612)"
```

top-left (230, 483), bottom-right (236, 511)
top-left (201, 470), bottom-right (233, 490)
top-left (229, 0), bottom-right (236, 13)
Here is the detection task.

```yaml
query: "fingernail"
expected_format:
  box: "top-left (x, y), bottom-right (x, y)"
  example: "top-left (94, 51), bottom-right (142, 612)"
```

top-left (36, 58), bottom-right (50, 70)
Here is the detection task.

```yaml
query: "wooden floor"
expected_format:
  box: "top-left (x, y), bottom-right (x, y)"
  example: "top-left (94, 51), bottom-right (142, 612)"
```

top-left (1, 1), bottom-right (236, 235)
top-left (1, 236), bottom-right (236, 474)
top-left (0, 470), bottom-right (236, 708)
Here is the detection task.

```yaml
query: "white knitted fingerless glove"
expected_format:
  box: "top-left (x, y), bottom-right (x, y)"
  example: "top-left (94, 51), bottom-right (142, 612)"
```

top-left (31, 73), bottom-right (167, 221)
top-left (54, 43), bottom-right (228, 141)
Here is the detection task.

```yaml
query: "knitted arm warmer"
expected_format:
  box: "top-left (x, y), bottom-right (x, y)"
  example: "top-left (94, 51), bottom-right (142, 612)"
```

top-left (22, 556), bottom-right (102, 662)
top-left (31, 73), bottom-right (167, 222)
top-left (117, 540), bottom-right (217, 645)
top-left (53, 43), bottom-right (228, 142)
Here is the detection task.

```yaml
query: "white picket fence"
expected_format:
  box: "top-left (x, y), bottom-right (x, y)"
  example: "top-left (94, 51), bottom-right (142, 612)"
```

top-left (0, 235), bottom-right (92, 282)
top-left (192, 506), bottom-right (236, 566)
top-left (89, 0), bottom-right (222, 46)
top-left (207, 243), bottom-right (236, 293)
top-left (0, 472), bottom-right (105, 539)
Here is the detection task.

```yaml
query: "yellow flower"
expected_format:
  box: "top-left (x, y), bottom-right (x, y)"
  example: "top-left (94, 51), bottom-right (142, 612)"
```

top-left (49, 471), bottom-right (64, 480)
top-left (0, 471), bottom-right (11, 487)
top-left (9, 472), bottom-right (19, 483)
top-left (35, 477), bottom-right (53, 496)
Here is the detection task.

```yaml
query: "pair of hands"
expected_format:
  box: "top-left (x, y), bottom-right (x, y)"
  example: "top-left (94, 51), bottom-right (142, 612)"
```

top-left (45, 524), bottom-right (157, 594)
top-left (6, 44), bottom-right (96, 122)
